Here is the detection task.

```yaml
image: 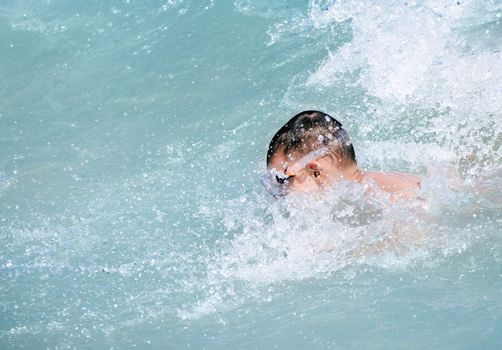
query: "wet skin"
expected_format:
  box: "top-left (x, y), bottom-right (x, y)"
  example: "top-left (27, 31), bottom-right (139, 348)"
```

top-left (268, 149), bottom-right (421, 200)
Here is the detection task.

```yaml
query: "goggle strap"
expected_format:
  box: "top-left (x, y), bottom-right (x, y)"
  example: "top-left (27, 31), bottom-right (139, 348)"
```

top-left (290, 146), bottom-right (331, 173)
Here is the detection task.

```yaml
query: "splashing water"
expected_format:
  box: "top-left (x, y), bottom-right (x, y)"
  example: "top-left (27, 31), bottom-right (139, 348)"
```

top-left (1, 0), bottom-right (501, 349)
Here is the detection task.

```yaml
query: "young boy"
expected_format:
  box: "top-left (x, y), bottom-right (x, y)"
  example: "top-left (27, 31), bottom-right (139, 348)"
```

top-left (263, 110), bottom-right (421, 200)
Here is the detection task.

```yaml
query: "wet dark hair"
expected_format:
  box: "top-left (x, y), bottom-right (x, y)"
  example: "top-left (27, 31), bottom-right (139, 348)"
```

top-left (266, 110), bottom-right (356, 167)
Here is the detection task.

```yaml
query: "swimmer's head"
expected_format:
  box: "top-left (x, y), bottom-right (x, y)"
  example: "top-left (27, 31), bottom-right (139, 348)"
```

top-left (265, 110), bottom-right (357, 195)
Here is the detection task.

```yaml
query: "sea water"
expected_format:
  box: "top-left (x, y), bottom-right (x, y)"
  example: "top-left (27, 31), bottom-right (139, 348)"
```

top-left (1, 0), bottom-right (501, 349)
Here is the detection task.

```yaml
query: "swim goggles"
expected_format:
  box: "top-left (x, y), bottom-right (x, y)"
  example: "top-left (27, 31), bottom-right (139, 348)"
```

top-left (261, 146), bottom-right (334, 198)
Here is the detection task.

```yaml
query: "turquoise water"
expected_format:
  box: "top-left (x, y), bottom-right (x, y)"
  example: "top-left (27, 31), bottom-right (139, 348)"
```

top-left (1, 0), bottom-right (502, 348)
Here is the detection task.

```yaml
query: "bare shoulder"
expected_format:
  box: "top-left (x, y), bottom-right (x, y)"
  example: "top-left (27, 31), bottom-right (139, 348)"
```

top-left (363, 171), bottom-right (421, 198)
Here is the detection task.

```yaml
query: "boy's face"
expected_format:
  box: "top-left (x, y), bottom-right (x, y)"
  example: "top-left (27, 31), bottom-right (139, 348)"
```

top-left (268, 150), bottom-right (339, 194)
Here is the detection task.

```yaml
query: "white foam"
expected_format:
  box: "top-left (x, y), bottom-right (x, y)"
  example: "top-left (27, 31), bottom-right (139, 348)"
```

top-left (178, 178), bottom-right (462, 319)
top-left (304, 0), bottom-right (502, 176)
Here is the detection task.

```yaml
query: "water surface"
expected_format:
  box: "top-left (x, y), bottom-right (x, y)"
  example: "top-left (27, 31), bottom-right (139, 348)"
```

top-left (1, 1), bottom-right (501, 349)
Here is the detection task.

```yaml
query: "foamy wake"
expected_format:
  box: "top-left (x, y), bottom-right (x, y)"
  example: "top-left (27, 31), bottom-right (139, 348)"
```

top-left (178, 175), bottom-right (466, 320)
top-left (306, 0), bottom-right (501, 175)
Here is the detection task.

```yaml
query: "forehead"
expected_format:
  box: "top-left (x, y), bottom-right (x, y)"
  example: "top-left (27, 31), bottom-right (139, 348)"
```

top-left (268, 150), bottom-right (302, 170)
